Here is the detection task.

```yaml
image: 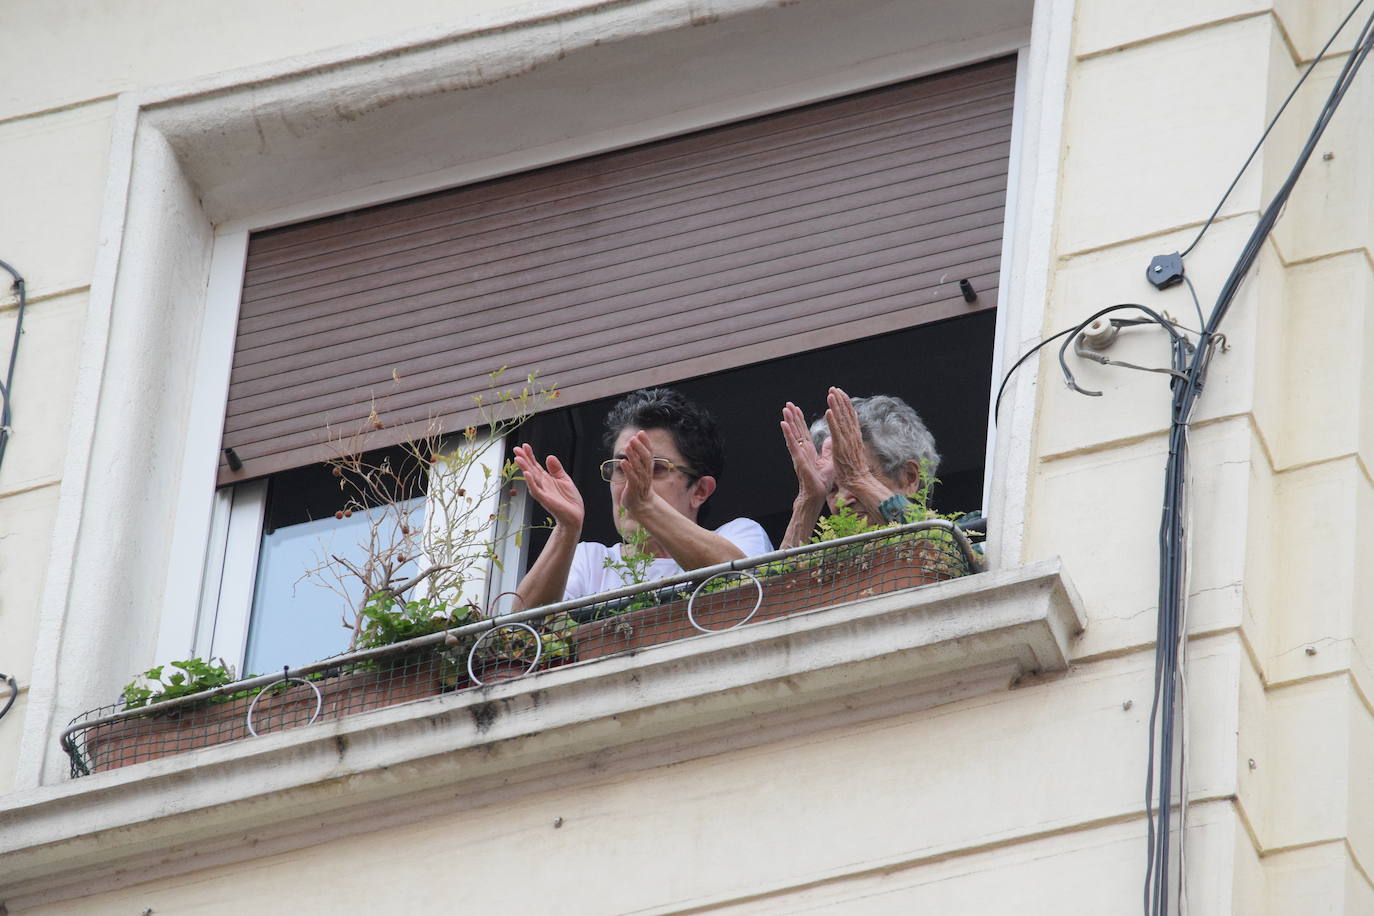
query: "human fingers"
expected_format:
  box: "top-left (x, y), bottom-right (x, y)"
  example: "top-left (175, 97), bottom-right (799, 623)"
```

top-left (780, 420), bottom-right (808, 470)
top-left (825, 406), bottom-right (867, 483)
top-left (621, 432), bottom-right (654, 497)
top-left (782, 402), bottom-right (813, 450)
top-left (827, 387), bottom-right (861, 434)
top-left (512, 444), bottom-right (541, 478)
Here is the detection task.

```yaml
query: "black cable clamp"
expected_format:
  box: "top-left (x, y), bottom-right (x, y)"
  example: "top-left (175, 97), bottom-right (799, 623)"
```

top-left (1146, 252), bottom-right (1184, 290)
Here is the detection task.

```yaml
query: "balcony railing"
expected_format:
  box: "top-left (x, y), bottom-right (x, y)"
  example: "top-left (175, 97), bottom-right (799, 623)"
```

top-left (61, 521), bottom-right (979, 777)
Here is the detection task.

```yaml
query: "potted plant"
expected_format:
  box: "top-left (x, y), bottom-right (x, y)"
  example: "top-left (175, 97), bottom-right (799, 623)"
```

top-left (76, 372), bottom-right (563, 773)
top-left (572, 497), bottom-right (978, 663)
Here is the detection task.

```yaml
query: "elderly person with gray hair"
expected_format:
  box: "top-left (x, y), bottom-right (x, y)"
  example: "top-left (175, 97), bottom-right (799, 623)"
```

top-left (778, 387), bottom-right (940, 549)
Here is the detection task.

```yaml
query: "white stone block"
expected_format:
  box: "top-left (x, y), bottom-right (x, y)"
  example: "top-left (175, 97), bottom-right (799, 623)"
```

top-left (1264, 840), bottom-right (1374, 916)
top-left (1272, 253), bottom-right (1374, 470)
top-left (0, 485), bottom-right (59, 688)
top-left (1058, 17), bottom-right (1279, 256)
top-left (1029, 419), bottom-right (1255, 659)
top-left (1267, 458), bottom-right (1369, 692)
top-left (1076, 0), bottom-right (1268, 60)
top-left (0, 104), bottom-right (113, 300)
top-left (1262, 675), bottom-right (1374, 861)
top-left (0, 292), bottom-right (86, 495)
top-left (1270, 56), bottom-right (1374, 267)
top-left (0, 0), bottom-right (519, 122)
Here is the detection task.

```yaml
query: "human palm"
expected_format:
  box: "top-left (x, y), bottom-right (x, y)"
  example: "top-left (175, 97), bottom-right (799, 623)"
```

top-left (513, 444), bottom-right (584, 529)
top-left (780, 401), bottom-right (833, 503)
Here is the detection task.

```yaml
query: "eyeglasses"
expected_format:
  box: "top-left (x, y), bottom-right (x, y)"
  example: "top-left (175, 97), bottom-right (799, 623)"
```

top-left (599, 457), bottom-right (697, 482)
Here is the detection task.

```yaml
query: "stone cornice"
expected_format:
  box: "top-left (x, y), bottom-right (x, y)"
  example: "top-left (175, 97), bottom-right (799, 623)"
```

top-left (0, 561), bottom-right (1082, 910)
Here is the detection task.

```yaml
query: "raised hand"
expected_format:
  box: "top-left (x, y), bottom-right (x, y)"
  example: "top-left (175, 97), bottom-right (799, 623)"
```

top-left (826, 387), bottom-right (872, 490)
top-left (617, 429), bottom-right (658, 517)
top-left (780, 401), bottom-right (833, 505)
top-left (825, 387), bottom-right (889, 521)
top-left (513, 444), bottom-right (584, 531)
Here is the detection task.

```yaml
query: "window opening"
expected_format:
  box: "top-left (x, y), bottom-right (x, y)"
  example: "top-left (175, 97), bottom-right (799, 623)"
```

top-left (240, 443), bottom-right (427, 673)
top-left (518, 310), bottom-right (994, 562)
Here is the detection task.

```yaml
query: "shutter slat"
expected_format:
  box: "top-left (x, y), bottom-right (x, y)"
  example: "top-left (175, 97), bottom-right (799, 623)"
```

top-left (224, 238), bottom-right (1002, 437)
top-left (238, 118), bottom-right (1013, 320)
top-left (242, 91), bottom-right (1014, 290)
top-left (231, 176), bottom-right (1009, 370)
top-left (245, 64), bottom-right (1014, 265)
top-left (219, 57), bottom-right (1015, 483)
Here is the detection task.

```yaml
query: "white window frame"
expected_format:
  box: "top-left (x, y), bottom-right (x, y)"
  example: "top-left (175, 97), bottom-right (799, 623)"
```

top-left (183, 436), bottom-right (513, 674)
top-left (21, 0), bottom-right (1071, 789)
top-left (159, 53), bottom-right (1046, 668)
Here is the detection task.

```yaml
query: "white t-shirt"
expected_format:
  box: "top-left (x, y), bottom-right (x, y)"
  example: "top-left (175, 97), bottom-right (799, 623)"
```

top-left (562, 517), bottom-right (774, 601)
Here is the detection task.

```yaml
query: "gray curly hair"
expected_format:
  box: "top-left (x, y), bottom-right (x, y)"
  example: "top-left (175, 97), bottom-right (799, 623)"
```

top-left (809, 394), bottom-right (940, 484)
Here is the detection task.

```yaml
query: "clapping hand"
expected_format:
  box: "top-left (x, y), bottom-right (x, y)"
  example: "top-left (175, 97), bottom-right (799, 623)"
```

top-left (825, 386), bottom-right (889, 521)
top-left (617, 430), bottom-right (658, 517)
top-left (513, 444), bottom-right (584, 531)
top-left (780, 401), bottom-right (833, 506)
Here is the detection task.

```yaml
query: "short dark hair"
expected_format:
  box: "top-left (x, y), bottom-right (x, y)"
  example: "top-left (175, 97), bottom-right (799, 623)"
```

top-left (602, 388), bottom-right (726, 488)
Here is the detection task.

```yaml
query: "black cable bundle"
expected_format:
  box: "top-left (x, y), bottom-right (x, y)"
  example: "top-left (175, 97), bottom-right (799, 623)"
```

top-left (1144, 6), bottom-right (1374, 913)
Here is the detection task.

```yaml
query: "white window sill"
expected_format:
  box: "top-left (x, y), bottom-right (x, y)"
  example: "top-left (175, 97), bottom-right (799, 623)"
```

top-left (0, 559), bottom-right (1083, 910)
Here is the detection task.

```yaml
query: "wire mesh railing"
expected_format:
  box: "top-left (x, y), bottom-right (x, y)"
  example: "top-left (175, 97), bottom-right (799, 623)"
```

top-left (62, 521), bottom-right (978, 776)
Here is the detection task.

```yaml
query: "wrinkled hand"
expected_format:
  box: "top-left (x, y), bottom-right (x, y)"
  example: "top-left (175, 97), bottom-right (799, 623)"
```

top-left (825, 387), bottom-right (873, 490)
top-left (825, 387), bottom-right (890, 521)
top-left (617, 430), bottom-right (658, 517)
top-left (780, 401), bottom-right (833, 505)
top-left (513, 444), bottom-right (584, 531)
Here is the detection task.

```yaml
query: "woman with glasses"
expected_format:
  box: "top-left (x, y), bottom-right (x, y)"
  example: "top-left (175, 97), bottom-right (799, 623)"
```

top-left (513, 388), bottom-right (772, 607)
top-left (777, 388), bottom-right (940, 549)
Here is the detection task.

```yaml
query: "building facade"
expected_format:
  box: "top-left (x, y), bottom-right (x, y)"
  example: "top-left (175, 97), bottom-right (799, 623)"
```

top-left (1, 0), bottom-right (1371, 912)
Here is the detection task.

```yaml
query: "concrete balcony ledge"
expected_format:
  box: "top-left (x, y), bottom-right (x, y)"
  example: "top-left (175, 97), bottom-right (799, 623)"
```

top-left (0, 559), bottom-right (1084, 910)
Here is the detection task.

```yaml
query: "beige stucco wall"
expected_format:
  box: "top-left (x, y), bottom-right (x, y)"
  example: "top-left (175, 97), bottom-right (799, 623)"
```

top-left (1032, 0), bottom-right (1374, 909)
top-left (0, 0), bottom-right (1371, 912)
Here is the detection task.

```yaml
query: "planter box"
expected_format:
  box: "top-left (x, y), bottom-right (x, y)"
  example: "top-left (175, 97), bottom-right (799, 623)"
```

top-left (71, 536), bottom-right (968, 774)
top-left (80, 653), bottom-right (452, 773)
top-left (573, 535), bottom-right (964, 662)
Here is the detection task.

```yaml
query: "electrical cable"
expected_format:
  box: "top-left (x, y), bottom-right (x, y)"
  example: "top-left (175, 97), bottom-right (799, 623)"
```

top-left (991, 327), bottom-right (1076, 425)
top-left (0, 258), bottom-right (26, 475)
top-left (1181, 275), bottom-right (1205, 331)
top-left (994, 306), bottom-right (1199, 428)
top-left (1140, 10), bottom-right (1374, 912)
top-left (1179, 0), bottom-right (1367, 259)
top-left (1055, 304), bottom-right (1190, 397)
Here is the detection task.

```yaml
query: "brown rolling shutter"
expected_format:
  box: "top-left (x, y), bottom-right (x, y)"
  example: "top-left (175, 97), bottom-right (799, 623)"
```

top-left (219, 56), bottom-right (1014, 484)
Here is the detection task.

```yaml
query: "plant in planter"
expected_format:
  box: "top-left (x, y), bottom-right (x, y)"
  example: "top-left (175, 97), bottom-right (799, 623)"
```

top-left (569, 471), bottom-right (977, 662)
top-left (307, 369), bottom-right (559, 654)
top-left (79, 374), bottom-right (562, 774)
top-left (466, 611), bottom-right (578, 684)
top-left (120, 657), bottom-right (239, 711)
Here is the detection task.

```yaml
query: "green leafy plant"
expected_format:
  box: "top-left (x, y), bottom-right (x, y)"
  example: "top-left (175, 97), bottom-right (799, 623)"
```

top-left (812, 500), bottom-right (874, 543)
top-left (802, 466), bottom-right (977, 576)
top-left (595, 509), bottom-right (666, 614)
top-left (120, 657), bottom-right (237, 711)
top-left (473, 612), bottom-right (577, 667)
top-left (537, 612), bottom-right (577, 660)
top-left (355, 593), bottom-right (481, 650)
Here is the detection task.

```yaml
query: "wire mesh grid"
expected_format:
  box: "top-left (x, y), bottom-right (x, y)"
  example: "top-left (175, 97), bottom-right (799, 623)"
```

top-left (63, 522), bottom-right (976, 777)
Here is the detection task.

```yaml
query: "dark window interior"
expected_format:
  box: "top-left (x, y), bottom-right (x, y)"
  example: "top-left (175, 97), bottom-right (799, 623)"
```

top-left (518, 309), bottom-right (995, 559)
top-left (260, 443), bottom-right (428, 534)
